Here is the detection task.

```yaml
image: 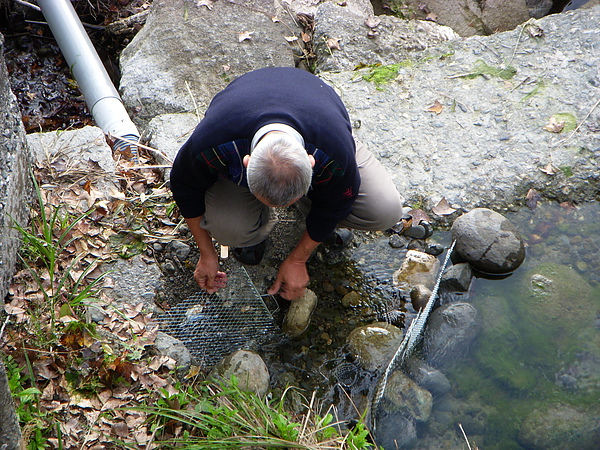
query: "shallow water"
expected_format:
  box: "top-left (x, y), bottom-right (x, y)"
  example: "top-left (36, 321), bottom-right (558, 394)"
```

top-left (359, 201), bottom-right (600, 450)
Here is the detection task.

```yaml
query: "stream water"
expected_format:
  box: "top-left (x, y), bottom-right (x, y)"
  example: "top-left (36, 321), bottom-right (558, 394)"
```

top-left (350, 201), bottom-right (600, 449)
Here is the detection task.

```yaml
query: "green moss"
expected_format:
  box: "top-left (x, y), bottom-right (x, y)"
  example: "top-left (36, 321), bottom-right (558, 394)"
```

top-left (559, 165), bottom-right (573, 177)
top-left (360, 62), bottom-right (412, 87)
top-left (457, 59), bottom-right (517, 80)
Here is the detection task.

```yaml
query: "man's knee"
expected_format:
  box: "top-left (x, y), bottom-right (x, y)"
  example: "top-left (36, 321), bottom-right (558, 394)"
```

top-left (367, 192), bottom-right (404, 230)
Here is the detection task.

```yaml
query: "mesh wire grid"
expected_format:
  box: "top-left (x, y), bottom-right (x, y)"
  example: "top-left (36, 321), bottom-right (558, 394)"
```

top-left (157, 266), bottom-right (280, 370)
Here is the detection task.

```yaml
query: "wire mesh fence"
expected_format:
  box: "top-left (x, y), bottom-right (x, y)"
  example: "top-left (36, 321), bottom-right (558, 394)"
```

top-left (157, 267), bottom-right (280, 370)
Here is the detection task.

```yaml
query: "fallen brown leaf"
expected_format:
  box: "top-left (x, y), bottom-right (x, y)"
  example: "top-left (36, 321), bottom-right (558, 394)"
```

top-left (432, 197), bottom-right (457, 216)
top-left (238, 31), bottom-right (253, 43)
top-left (540, 162), bottom-right (558, 175)
top-left (327, 37), bottom-right (341, 50)
top-left (427, 100), bottom-right (443, 115)
top-left (543, 116), bottom-right (565, 133)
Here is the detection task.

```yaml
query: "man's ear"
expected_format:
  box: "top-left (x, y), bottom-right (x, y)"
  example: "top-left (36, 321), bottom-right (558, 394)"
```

top-left (243, 154), bottom-right (251, 167)
top-left (308, 154), bottom-right (316, 168)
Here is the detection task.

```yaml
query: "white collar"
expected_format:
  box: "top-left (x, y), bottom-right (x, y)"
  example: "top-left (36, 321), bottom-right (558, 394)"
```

top-left (250, 123), bottom-right (305, 152)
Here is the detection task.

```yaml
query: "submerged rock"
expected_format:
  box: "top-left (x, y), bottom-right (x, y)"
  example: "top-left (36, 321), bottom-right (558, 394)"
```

top-left (423, 302), bottom-right (481, 369)
top-left (393, 250), bottom-right (440, 290)
top-left (374, 410), bottom-right (417, 450)
top-left (518, 402), bottom-right (600, 450)
top-left (405, 358), bottom-right (451, 397)
top-left (346, 322), bottom-right (403, 372)
top-left (384, 371), bottom-right (433, 422)
top-left (451, 208), bottom-right (525, 274)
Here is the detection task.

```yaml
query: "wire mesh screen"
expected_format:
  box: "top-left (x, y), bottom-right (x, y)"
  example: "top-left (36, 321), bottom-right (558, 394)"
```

top-left (157, 267), bottom-right (279, 370)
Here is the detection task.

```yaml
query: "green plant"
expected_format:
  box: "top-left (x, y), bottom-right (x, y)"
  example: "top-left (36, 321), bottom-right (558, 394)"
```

top-left (10, 174), bottom-right (107, 344)
top-left (3, 354), bottom-right (52, 450)
top-left (133, 376), bottom-right (377, 449)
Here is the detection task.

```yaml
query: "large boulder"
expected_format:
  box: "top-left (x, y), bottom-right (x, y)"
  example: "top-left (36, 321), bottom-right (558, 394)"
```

top-left (119, 0), bottom-right (299, 127)
top-left (0, 33), bottom-right (30, 304)
top-left (451, 208), bottom-right (525, 274)
top-left (313, 1), bottom-right (458, 72)
top-left (345, 322), bottom-right (403, 372)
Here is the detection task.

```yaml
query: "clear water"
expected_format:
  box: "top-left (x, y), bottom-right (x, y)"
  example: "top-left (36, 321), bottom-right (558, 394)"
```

top-left (417, 201), bottom-right (600, 449)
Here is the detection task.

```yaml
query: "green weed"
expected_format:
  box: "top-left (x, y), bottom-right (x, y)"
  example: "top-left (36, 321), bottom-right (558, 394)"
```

top-left (132, 376), bottom-right (377, 449)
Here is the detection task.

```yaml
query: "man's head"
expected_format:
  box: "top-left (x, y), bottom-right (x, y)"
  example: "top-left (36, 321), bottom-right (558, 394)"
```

top-left (244, 131), bottom-right (315, 207)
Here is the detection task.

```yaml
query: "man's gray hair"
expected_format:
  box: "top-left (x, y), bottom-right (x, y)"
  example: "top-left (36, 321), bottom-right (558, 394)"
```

top-left (247, 132), bottom-right (312, 206)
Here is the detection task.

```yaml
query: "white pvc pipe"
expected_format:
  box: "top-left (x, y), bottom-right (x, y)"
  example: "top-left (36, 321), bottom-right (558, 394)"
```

top-left (38, 0), bottom-right (139, 154)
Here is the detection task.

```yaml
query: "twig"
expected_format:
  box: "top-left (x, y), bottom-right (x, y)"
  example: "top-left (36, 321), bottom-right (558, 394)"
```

top-left (15, 0), bottom-right (41, 11)
top-left (435, 91), bottom-right (471, 113)
top-left (185, 80), bottom-right (201, 121)
top-left (458, 423), bottom-right (473, 450)
top-left (551, 94), bottom-right (600, 147)
top-left (0, 316), bottom-right (10, 343)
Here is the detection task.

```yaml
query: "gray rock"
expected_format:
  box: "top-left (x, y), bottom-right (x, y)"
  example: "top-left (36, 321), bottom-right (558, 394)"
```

top-left (405, 357), bottom-right (452, 397)
top-left (402, 0), bottom-right (530, 36)
top-left (0, 33), bottom-right (31, 304)
top-left (374, 410), bottom-right (417, 450)
top-left (119, 0), bottom-right (298, 127)
top-left (409, 284), bottom-right (432, 312)
top-left (451, 208), bottom-right (525, 274)
top-left (313, 2), bottom-right (458, 73)
top-left (210, 350), bottom-right (270, 398)
top-left (423, 302), bottom-right (481, 369)
top-left (102, 255), bottom-right (163, 312)
top-left (154, 331), bottom-right (192, 372)
top-left (440, 262), bottom-right (473, 292)
top-left (346, 322), bottom-right (404, 372)
top-left (167, 240), bottom-right (191, 261)
top-left (283, 288), bottom-right (318, 337)
top-left (518, 403), bottom-right (600, 450)
top-left (384, 371), bottom-right (433, 422)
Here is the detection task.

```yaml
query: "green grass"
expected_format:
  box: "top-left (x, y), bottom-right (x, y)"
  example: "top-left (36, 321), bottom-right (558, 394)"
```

top-left (132, 376), bottom-right (377, 449)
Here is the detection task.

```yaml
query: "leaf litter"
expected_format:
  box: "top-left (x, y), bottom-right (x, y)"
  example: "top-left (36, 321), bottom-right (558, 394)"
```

top-left (2, 135), bottom-right (190, 448)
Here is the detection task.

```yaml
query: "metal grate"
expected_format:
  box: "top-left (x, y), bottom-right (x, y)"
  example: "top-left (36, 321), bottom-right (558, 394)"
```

top-left (157, 267), bottom-right (279, 370)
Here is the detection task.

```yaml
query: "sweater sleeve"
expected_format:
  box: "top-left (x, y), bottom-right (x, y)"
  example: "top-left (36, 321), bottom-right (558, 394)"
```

top-left (169, 136), bottom-right (217, 218)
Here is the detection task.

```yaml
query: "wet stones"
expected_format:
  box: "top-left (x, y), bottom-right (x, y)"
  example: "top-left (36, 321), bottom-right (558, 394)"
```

top-left (423, 302), bottom-right (481, 369)
top-left (393, 249), bottom-right (440, 289)
top-left (451, 208), bottom-right (525, 275)
top-left (345, 322), bottom-right (404, 372)
top-left (282, 288), bottom-right (317, 338)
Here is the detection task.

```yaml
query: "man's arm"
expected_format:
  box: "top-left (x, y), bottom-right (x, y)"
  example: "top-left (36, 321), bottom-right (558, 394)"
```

top-left (185, 217), bottom-right (227, 293)
top-left (268, 230), bottom-right (320, 300)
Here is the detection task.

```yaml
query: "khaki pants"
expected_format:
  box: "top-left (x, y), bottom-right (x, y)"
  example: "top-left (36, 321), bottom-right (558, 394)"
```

top-left (201, 142), bottom-right (404, 247)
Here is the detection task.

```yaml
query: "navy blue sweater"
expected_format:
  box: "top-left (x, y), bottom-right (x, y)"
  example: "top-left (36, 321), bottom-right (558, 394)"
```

top-left (170, 67), bottom-right (360, 243)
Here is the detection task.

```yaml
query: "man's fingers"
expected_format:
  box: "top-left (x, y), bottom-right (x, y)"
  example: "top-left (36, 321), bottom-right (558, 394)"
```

top-left (267, 278), bottom-right (282, 296)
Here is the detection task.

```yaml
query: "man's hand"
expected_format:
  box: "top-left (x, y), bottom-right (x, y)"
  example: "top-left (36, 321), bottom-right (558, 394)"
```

top-left (268, 257), bottom-right (309, 300)
top-left (268, 230), bottom-right (321, 300)
top-left (185, 216), bottom-right (227, 293)
top-left (194, 251), bottom-right (227, 293)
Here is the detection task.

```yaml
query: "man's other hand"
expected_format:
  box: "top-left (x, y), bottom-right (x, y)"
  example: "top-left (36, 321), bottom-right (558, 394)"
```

top-left (194, 251), bottom-right (227, 293)
top-left (268, 257), bottom-right (309, 300)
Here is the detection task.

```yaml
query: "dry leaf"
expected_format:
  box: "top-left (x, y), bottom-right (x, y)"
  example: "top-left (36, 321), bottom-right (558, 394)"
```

top-left (364, 16), bottom-right (381, 28)
top-left (284, 35), bottom-right (298, 43)
top-left (543, 116), bottom-right (565, 133)
top-left (525, 22), bottom-right (544, 38)
top-left (427, 100), bottom-right (443, 115)
top-left (525, 188), bottom-right (541, 210)
top-left (540, 162), bottom-right (558, 175)
top-left (432, 197), bottom-right (456, 216)
top-left (301, 31), bottom-right (311, 43)
top-left (196, 0), bottom-right (214, 9)
top-left (238, 31), bottom-right (253, 43)
top-left (426, 12), bottom-right (438, 22)
top-left (327, 37), bottom-right (341, 50)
